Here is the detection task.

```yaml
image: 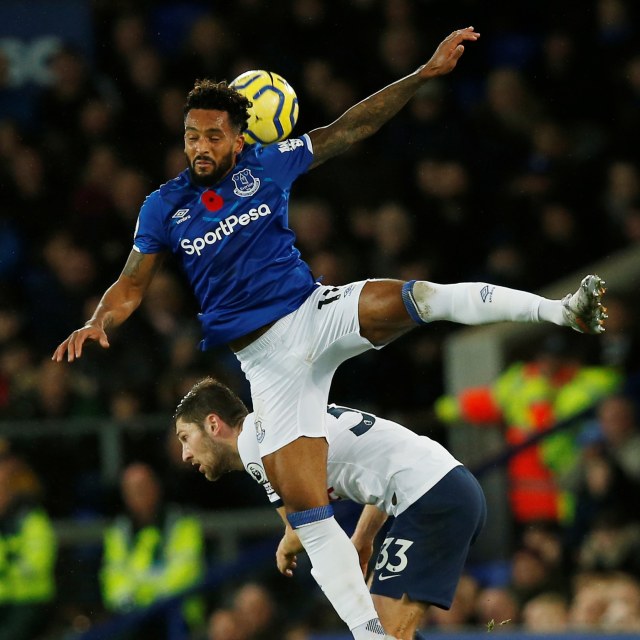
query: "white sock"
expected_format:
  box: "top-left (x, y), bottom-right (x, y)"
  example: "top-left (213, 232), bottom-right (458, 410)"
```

top-left (291, 511), bottom-right (384, 638)
top-left (538, 298), bottom-right (566, 326)
top-left (403, 281), bottom-right (565, 326)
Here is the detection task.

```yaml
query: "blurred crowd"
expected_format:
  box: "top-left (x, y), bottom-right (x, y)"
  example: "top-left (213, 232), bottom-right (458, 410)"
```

top-left (1, 0), bottom-right (640, 637)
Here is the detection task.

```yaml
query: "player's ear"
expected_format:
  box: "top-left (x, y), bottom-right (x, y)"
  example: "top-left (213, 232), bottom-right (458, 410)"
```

top-left (205, 413), bottom-right (220, 436)
top-left (234, 133), bottom-right (245, 154)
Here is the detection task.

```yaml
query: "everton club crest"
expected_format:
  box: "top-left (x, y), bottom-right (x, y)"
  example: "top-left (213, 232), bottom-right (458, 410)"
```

top-left (255, 418), bottom-right (265, 443)
top-left (232, 168), bottom-right (260, 197)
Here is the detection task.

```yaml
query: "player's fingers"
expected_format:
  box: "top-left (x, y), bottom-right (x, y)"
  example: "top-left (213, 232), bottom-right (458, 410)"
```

top-left (448, 27), bottom-right (479, 49)
top-left (446, 27), bottom-right (472, 40)
top-left (71, 329), bottom-right (109, 360)
top-left (70, 335), bottom-right (85, 361)
top-left (52, 340), bottom-right (69, 362)
top-left (62, 336), bottom-right (75, 362)
top-left (456, 26), bottom-right (479, 37)
top-left (70, 330), bottom-right (92, 360)
top-left (451, 44), bottom-right (465, 61)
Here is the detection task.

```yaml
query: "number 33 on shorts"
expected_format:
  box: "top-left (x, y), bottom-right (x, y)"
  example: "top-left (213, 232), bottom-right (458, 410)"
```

top-left (375, 537), bottom-right (414, 579)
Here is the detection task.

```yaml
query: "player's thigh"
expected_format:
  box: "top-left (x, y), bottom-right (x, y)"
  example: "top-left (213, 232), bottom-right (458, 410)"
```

top-left (262, 436), bottom-right (329, 512)
top-left (358, 279), bottom-right (415, 346)
top-left (239, 281), bottom-right (374, 458)
top-left (372, 593), bottom-right (428, 640)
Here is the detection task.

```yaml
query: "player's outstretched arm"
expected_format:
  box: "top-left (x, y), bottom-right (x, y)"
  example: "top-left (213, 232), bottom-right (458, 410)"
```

top-left (351, 505), bottom-right (389, 578)
top-left (52, 250), bottom-right (165, 363)
top-left (307, 26), bottom-right (480, 169)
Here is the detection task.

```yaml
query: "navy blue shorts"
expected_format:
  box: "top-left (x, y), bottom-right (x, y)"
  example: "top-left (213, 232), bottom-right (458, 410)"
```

top-left (369, 465), bottom-right (486, 609)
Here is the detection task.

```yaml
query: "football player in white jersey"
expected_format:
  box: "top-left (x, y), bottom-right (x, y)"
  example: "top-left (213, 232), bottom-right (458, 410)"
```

top-left (174, 377), bottom-right (487, 640)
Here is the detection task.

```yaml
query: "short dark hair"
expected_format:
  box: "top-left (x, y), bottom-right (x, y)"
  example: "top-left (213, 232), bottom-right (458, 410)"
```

top-left (174, 377), bottom-right (248, 429)
top-left (183, 79), bottom-right (251, 133)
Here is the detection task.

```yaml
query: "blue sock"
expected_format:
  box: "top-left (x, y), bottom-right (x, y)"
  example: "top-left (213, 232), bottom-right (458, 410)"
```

top-left (401, 280), bottom-right (428, 325)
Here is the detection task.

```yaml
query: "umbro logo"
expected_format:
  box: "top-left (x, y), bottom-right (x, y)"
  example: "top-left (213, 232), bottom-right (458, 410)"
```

top-left (172, 209), bottom-right (191, 224)
top-left (480, 285), bottom-right (495, 303)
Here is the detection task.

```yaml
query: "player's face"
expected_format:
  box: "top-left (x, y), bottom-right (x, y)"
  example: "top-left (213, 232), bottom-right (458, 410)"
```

top-left (184, 109), bottom-right (244, 187)
top-left (176, 417), bottom-right (236, 482)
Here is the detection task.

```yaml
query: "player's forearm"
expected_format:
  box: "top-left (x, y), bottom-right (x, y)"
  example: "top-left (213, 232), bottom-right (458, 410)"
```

top-left (336, 71), bottom-right (424, 138)
top-left (351, 504), bottom-right (388, 545)
top-left (86, 279), bottom-right (144, 332)
top-left (87, 250), bottom-right (162, 331)
top-left (309, 28), bottom-right (478, 167)
top-left (309, 71), bottom-right (423, 164)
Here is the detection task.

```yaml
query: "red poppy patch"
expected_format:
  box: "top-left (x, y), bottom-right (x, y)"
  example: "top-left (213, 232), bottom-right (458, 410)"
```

top-left (201, 190), bottom-right (223, 212)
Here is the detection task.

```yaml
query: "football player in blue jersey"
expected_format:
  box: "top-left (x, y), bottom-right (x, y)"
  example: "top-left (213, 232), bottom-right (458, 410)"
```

top-left (53, 26), bottom-right (606, 640)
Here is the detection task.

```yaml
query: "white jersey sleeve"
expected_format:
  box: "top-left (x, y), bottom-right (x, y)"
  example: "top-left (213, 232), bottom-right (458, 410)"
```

top-left (237, 416), bottom-right (282, 506)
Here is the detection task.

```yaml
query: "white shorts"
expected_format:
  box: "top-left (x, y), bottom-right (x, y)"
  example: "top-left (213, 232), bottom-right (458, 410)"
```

top-left (234, 281), bottom-right (380, 457)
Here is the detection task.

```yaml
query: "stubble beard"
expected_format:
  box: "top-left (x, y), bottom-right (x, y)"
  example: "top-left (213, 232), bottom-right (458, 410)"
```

top-left (203, 447), bottom-right (234, 482)
top-left (187, 152), bottom-right (235, 187)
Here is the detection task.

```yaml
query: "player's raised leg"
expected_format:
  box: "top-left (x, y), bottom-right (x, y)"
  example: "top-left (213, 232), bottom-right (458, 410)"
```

top-left (263, 438), bottom-right (393, 640)
top-left (358, 276), bottom-right (607, 346)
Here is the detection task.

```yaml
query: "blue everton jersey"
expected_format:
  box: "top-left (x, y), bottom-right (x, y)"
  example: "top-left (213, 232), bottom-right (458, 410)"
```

top-left (133, 135), bottom-right (318, 348)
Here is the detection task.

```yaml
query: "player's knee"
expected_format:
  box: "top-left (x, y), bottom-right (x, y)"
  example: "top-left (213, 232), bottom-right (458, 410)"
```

top-left (280, 476), bottom-right (329, 512)
top-left (359, 279), bottom-right (415, 344)
top-left (283, 493), bottom-right (329, 513)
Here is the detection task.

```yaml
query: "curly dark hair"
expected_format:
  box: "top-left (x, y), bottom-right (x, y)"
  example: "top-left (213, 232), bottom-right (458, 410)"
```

top-left (183, 78), bottom-right (252, 133)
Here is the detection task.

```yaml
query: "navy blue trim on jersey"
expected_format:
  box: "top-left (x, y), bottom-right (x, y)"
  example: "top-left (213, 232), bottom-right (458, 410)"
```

top-left (327, 405), bottom-right (376, 436)
top-left (287, 504), bottom-right (334, 529)
top-left (370, 466), bottom-right (486, 609)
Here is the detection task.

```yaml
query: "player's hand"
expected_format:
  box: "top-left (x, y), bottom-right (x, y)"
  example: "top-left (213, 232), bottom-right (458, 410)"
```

top-left (276, 546), bottom-right (297, 577)
top-left (420, 26), bottom-right (480, 80)
top-left (51, 323), bottom-right (110, 363)
top-left (276, 531), bottom-right (303, 577)
top-left (351, 537), bottom-right (374, 579)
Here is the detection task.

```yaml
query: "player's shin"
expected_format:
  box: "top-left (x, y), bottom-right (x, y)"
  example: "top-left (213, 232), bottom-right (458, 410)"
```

top-left (288, 506), bottom-right (387, 639)
top-left (401, 280), bottom-right (564, 326)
